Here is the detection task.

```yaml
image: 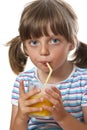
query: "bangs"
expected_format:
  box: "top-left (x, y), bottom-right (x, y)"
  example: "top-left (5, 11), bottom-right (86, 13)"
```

top-left (19, 0), bottom-right (78, 42)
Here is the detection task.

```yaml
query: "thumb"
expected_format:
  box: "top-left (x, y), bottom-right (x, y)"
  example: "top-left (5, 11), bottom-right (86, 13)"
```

top-left (19, 80), bottom-right (25, 96)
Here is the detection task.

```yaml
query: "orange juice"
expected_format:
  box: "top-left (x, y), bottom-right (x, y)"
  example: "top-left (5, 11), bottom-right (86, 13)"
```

top-left (29, 92), bottom-right (53, 117)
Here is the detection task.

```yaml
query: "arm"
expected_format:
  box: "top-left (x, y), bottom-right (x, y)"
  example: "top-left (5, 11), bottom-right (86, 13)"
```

top-left (44, 86), bottom-right (87, 130)
top-left (10, 105), bottom-right (28, 130)
top-left (83, 107), bottom-right (87, 123)
top-left (58, 106), bottom-right (87, 130)
top-left (10, 80), bottom-right (29, 130)
top-left (10, 80), bottom-right (43, 130)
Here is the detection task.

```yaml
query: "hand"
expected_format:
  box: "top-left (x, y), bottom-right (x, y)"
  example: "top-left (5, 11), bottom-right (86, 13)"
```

top-left (43, 86), bottom-right (68, 123)
top-left (17, 80), bottom-right (43, 122)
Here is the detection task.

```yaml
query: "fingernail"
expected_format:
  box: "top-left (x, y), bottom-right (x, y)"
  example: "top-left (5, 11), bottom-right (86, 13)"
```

top-left (40, 98), bottom-right (44, 102)
top-left (40, 108), bottom-right (43, 111)
top-left (37, 89), bottom-right (41, 92)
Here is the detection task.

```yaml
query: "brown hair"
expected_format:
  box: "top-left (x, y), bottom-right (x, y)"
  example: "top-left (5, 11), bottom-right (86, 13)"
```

top-left (7, 36), bottom-right (27, 74)
top-left (7, 0), bottom-right (87, 74)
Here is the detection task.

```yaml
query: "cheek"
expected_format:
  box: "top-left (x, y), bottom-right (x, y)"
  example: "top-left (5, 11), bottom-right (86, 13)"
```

top-left (52, 47), bottom-right (69, 59)
top-left (51, 47), bottom-right (69, 66)
top-left (28, 51), bottom-right (38, 63)
top-left (53, 52), bottom-right (67, 64)
top-left (29, 53), bottom-right (36, 60)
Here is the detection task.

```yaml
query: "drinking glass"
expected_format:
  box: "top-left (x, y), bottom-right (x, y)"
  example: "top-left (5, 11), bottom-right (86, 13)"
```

top-left (28, 81), bottom-right (53, 119)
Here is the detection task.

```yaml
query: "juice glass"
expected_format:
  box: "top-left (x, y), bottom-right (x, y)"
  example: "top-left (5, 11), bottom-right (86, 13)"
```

top-left (28, 82), bottom-right (53, 119)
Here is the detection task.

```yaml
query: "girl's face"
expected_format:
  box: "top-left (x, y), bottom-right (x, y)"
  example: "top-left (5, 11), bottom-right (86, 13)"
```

top-left (24, 28), bottom-right (74, 73)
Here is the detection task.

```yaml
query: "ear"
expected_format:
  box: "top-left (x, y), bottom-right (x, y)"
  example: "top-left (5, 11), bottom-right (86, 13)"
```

top-left (69, 36), bottom-right (78, 51)
top-left (69, 43), bottom-right (75, 51)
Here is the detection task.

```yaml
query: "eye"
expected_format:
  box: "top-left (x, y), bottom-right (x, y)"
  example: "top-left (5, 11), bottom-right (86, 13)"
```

top-left (29, 40), bottom-right (38, 46)
top-left (50, 38), bottom-right (60, 44)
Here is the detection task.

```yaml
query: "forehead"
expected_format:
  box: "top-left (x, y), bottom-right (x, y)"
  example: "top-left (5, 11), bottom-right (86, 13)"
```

top-left (30, 24), bottom-right (65, 40)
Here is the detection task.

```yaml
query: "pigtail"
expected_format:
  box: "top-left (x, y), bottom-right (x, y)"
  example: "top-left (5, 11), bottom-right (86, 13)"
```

top-left (73, 42), bottom-right (87, 68)
top-left (7, 36), bottom-right (28, 74)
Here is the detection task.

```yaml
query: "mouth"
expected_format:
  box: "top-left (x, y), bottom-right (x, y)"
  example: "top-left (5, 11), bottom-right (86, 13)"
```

top-left (40, 61), bottom-right (51, 67)
top-left (38, 61), bottom-right (52, 73)
top-left (40, 61), bottom-right (48, 65)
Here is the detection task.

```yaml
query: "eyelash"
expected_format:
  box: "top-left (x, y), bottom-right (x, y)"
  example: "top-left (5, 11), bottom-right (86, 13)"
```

top-left (29, 40), bottom-right (38, 46)
top-left (28, 38), bottom-right (60, 46)
top-left (50, 38), bottom-right (60, 44)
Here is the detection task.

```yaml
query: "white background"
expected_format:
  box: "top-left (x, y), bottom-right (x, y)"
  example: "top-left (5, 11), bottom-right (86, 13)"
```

top-left (0, 0), bottom-right (87, 129)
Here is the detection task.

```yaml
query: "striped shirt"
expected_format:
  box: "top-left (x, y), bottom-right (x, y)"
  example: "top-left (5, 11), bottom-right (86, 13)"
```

top-left (11, 66), bottom-right (87, 130)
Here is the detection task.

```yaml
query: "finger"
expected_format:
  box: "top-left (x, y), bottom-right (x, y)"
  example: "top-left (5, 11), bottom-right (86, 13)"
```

top-left (28, 87), bottom-right (41, 98)
top-left (43, 105), bottom-right (52, 112)
top-left (45, 87), bottom-right (60, 100)
top-left (44, 93), bottom-right (57, 104)
top-left (28, 107), bottom-right (43, 114)
top-left (19, 80), bottom-right (25, 96)
top-left (51, 86), bottom-right (62, 97)
top-left (24, 98), bottom-right (43, 107)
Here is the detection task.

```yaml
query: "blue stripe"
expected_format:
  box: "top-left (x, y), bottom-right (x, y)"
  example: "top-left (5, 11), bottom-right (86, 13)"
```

top-left (11, 66), bottom-right (87, 129)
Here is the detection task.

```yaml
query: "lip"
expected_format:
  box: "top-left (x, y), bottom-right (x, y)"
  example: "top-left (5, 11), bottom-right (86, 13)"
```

top-left (40, 61), bottom-right (48, 66)
top-left (40, 61), bottom-right (51, 66)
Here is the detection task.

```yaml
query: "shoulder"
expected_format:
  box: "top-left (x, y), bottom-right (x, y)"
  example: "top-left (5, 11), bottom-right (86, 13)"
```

top-left (15, 67), bottom-right (37, 82)
top-left (74, 66), bottom-right (87, 76)
top-left (13, 67), bottom-right (37, 92)
top-left (65, 66), bottom-right (87, 86)
top-left (73, 66), bottom-right (87, 85)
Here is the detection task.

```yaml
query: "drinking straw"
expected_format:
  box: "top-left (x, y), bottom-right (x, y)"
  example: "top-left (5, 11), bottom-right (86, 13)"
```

top-left (43, 62), bottom-right (53, 89)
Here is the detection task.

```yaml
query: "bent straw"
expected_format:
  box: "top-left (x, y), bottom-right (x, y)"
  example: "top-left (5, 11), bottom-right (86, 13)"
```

top-left (43, 62), bottom-right (53, 89)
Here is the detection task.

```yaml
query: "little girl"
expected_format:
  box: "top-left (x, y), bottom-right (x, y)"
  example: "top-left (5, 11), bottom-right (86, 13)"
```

top-left (7, 0), bottom-right (87, 130)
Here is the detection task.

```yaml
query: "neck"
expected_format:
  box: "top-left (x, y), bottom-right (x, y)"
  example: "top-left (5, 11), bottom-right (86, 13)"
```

top-left (51, 62), bottom-right (74, 83)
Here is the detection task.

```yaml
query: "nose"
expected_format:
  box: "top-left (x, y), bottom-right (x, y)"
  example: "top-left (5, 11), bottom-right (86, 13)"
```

top-left (40, 44), bottom-right (49, 56)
